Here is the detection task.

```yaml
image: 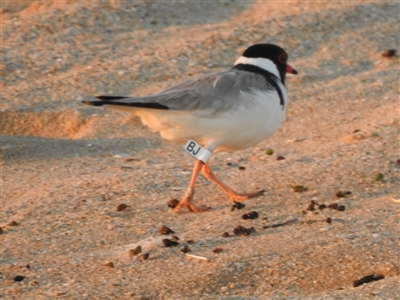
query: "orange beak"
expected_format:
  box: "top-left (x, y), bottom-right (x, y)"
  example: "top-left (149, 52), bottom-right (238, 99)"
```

top-left (286, 64), bottom-right (298, 74)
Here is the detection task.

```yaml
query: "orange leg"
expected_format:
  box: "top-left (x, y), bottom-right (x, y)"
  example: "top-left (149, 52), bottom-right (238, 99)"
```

top-left (202, 162), bottom-right (264, 201)
top-left (174, 160), bottom-right (209, 212)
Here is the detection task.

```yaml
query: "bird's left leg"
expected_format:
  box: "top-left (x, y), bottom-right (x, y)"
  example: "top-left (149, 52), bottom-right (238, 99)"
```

top-left (202, 162), bottom-right (264, 201)
top-left (174, 159), bottom-right (209, 212)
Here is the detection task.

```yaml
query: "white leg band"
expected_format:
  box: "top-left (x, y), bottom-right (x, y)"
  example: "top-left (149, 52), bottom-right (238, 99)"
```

top-left (185, 188), bottom-right (195, 198)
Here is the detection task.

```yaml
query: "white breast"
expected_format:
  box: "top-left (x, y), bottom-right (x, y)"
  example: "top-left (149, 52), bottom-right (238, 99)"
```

top-left (202, 88), bottom-right (287, 152)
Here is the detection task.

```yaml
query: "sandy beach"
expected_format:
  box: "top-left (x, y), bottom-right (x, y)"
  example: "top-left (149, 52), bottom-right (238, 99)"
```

top-left (1, 1), bottom-right (399, 299)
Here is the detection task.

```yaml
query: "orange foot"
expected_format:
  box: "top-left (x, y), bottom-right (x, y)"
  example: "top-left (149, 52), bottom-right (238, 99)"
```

top-left (228, 189), bottom-right (265, 201)
top-left (173, 196), bottom-right (211, 213)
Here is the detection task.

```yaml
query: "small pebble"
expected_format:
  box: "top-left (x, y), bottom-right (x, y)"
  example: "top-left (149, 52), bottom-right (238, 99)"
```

top-left (242, 211), bottom-right (259, 220)
top-left (375, 172), bottom-right (384, 182)
top-left (181, 245), bottom-right (191, 253)
top-left (104, 261), bottom-right (114, 268)
top-left (265, 148), bottom-right (274, 155)
top-left (213, 248), bottom-right (223, 253)
top-left (8, 221), bottom-right (19, 226)
top-left (307, 204), bottom-right (315, 211)
top-left (222, 232), bottom-right (230, 238)
top-left (336, 190), bottom-right (351, 198)
top-left (321, 203), bottom-right (346, 211)
top-left (0, 227), bottom-right (3, 234)
top-left (159, 225), bottom-right (174, 235)
top-left (167, 199), bottom-right (180, 209)
top-left (116, 203), bottom-right (129, 211)
top-left (14, 275), bottom-right (25, 282)
top-left (141, 253), bottom-right (150, 261)
top-left (129, 246), bottom-right (142, 257)
top-left (162, 238), bottom-right (179, 247)
top-left (396, 159), bottom-right (400, 166)
top-left (293, 185), bottom-right (308, 192)
top-left (276, 155), bottom-right (285, 161)
top-left (319, 204), bottom-right (327, 210)
top-left (326, 217), bottom-right (332, 224)
top-left (238, 166), bottom-right (246, 170)
top-left (381, 49), bottom-right (396, 57)
top-left (231, 201), bottom-right (245, 211)
top-left (233, 225), bottom-right (256, 236)
top-left (328, 203), bottom-right (339, 210)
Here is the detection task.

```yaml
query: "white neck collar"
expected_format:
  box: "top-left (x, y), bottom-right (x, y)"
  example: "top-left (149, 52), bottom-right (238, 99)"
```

top-left (234, 56), bottom-right (281, 80)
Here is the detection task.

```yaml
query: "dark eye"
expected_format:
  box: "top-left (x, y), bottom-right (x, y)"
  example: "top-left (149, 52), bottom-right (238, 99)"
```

top-left (278, 53), bottom-right (287, 64)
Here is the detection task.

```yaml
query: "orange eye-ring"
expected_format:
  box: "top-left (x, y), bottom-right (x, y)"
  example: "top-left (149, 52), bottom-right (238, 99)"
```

top-left (278, 53), bottom-right (287, 64)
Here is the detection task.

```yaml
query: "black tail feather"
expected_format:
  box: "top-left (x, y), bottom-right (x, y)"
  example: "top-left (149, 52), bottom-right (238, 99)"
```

top-left (96, 96), bottom-right (129, 101)
top-left (82, 95), bottom-right (169, 110)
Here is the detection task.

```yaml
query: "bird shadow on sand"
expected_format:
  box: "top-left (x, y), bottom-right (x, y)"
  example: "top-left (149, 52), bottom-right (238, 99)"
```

top-left (0, 135), bottom-right (162, 162)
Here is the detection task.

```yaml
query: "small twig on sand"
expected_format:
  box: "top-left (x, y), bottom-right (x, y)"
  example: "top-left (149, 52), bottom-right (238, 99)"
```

top-left (186, 254), bottom-right (210, 262)
top-left (263, 219), bottom-right (298, 229)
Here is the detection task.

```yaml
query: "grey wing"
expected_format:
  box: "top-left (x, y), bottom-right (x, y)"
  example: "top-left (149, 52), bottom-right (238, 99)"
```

top-left (90, 69), bottom-right (274, 114)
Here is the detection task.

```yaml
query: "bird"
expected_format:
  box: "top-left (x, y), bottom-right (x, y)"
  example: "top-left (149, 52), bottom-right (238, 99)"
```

top-left (82, 43), bottom-right (298, 212)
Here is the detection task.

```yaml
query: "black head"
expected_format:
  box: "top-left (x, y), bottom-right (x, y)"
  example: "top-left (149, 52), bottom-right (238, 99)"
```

top-left (242, 44), bottom-right (297, 83)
